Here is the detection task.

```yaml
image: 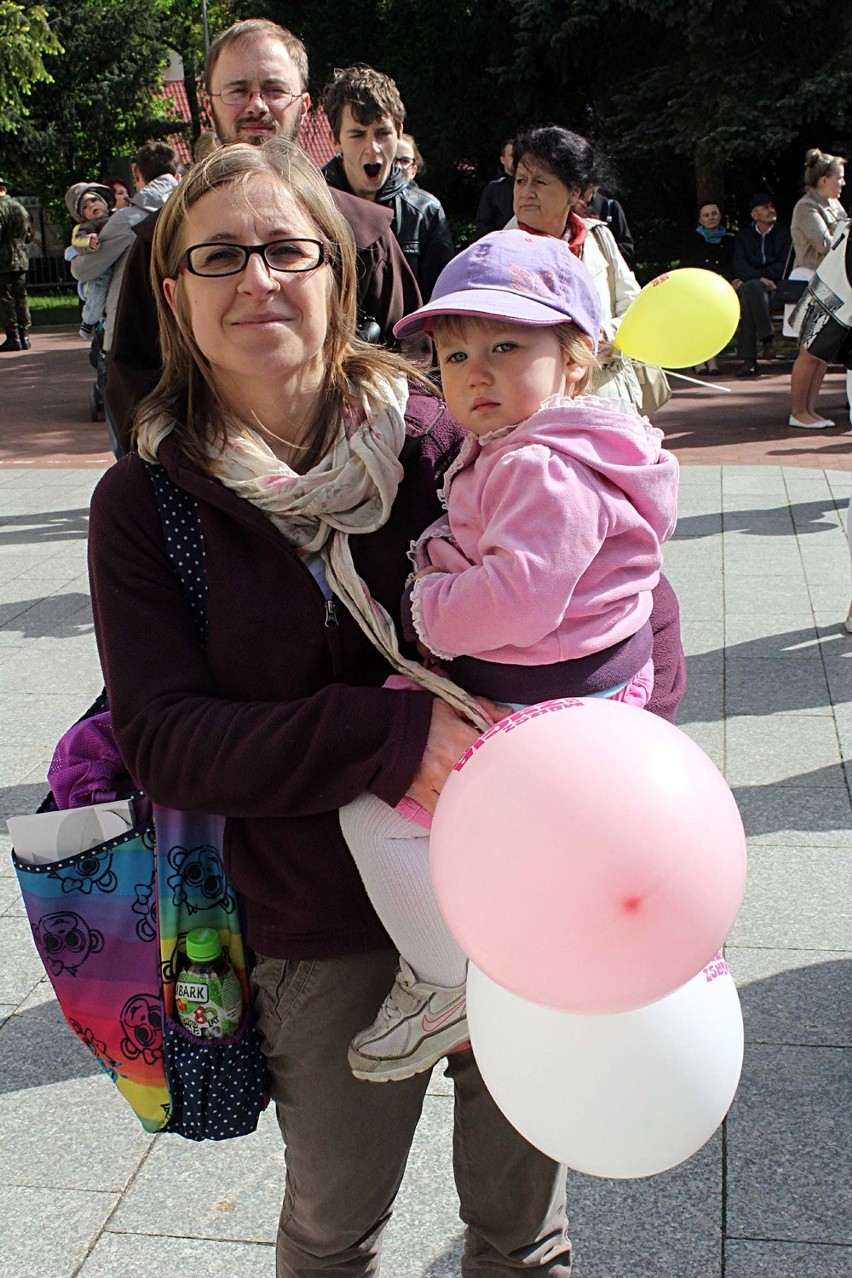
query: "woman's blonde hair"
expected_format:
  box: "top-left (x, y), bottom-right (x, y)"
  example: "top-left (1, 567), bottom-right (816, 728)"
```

top-left (430, 314), bottom-right (600, 396)
top-left (137, 138), bottom-right (431, 472)
top-left (804, 147), bottom-right (845, 191)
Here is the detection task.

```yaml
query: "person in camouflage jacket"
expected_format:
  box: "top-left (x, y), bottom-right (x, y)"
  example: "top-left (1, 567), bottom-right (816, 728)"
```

top-left (0, 177), bottom-right (32, 351)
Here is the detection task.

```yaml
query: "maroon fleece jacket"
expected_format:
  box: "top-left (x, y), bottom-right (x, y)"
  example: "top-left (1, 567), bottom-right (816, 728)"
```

top-left (88, 393), bottom-right (686, 959)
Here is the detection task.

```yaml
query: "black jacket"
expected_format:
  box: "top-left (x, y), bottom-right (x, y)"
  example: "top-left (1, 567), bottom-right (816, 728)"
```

top-left (585, 193), bottom-right (635, 265)
top-left (475, 175), bottom-right (514, 239)
top-left (732, 221), bottom-right (792, 283)
top-left (323, 155), bottom-right (455, 301)
top-left (679, 228), bottom-right (735, 279)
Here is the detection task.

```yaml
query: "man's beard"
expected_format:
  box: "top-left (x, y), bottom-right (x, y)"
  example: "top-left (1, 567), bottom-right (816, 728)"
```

top-left (208, 102), bottom-right (301, 146)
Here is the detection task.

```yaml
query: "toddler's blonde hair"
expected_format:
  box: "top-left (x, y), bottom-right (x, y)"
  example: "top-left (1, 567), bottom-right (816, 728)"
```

top-left (431, 314), bottom-right (600, 396)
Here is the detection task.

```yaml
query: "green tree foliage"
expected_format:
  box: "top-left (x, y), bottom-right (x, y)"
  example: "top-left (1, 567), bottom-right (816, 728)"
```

top-left (0, 0), bottom-right (241, 204)
top-left (0, 0), bottom-right (173, 200)
top-left (495, 0), bottom-right (852, 265)
top-left (265, 0), bottom-right (852, 269)
top-left (4, 0), bottom-right (851, 267)
top-left (0, 2), bottom-right (63, 129)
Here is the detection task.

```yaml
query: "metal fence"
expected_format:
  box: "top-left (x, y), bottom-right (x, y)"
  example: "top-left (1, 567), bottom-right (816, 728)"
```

top-left (18, 195), bottom-right (77, 294)
top-left (26, 254), bottom-right (76, 294)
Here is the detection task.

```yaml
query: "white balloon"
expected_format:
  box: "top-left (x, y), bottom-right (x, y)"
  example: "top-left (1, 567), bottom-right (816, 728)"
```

top-left (467, 954), bottom-right (744, 1179)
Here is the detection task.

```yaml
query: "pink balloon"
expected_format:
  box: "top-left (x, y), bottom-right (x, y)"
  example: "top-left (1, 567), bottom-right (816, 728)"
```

top-left (430, 698), bottom-right (746, 1013)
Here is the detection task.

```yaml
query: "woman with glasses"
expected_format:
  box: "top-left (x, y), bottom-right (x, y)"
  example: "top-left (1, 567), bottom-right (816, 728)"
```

top-left (87, 138), bottom-right (684, 1276)
top-left (395, 133), bottom-right (423, 186)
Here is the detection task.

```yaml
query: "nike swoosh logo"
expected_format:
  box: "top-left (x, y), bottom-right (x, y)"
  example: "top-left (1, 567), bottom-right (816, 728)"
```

top-left (422, 997), bottom-right (466, 1033)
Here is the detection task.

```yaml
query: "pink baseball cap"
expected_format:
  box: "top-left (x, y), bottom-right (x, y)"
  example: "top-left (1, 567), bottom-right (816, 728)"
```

top-left (393, 229), bottom-right (601, 351)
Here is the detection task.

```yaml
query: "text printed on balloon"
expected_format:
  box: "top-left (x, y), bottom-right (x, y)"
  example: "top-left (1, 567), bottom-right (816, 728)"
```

top-left (703, 953), bottom-right (731, 983)
top-left (453, 698), bottom-right (584, 772)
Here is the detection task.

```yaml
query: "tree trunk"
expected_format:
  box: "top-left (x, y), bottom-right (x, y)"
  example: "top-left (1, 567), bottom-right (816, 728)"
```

top-left (183, 52), bottom-right (201, 142)
top-left (695, 155), bottom-right (726, 209)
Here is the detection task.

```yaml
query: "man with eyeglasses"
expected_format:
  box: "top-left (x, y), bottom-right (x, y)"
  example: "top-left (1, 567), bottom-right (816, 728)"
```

top-left (394, 135), bottom-right (420, 185)
top-left (203, 19), bottom-right (309, 146)
top-left (106, 19), bottom-right (422, 456)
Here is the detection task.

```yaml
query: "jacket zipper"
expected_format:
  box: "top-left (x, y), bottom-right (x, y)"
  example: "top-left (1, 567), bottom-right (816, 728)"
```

top-left (162, 452), bottom-right (346, 677)
top-left (324, 598), bottom-right (343, 677)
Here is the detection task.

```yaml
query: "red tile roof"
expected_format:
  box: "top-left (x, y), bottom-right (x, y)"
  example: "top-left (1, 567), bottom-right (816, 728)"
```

top-left (149, 87), bottom-right (337, 170)
top-left (153, 82), bottom-right (192, 165)
top-left (298, 107), bottom-right (337, 168)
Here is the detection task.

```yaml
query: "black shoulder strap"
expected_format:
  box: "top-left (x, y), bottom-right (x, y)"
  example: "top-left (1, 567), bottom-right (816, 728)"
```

top-left (39, 462), bottom-right (209, 815)
top-left (145, 461), bottom-right (208, 650)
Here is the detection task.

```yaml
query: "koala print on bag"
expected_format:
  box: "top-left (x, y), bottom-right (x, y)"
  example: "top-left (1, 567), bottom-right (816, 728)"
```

top-left (166, 844), bottom-right (235, 915)
top-left (49, 845), bottom-right (118, 896)
top-left (119, 993), bottom-right (164, 1064)
top-left (34, 910), bottom-right (104, 976)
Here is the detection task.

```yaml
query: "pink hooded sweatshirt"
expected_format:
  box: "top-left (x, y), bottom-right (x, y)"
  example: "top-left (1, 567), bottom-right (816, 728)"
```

top-left (408, 394), bottom-right (679, 665)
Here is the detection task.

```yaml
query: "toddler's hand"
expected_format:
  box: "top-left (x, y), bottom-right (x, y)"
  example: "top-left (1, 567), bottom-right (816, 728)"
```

top-left (88, 233), bottom-right (100, 251)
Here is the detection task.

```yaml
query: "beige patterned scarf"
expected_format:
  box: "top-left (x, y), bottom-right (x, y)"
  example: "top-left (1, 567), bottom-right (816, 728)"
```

top-left (156, 375), bottom-right (489, 731)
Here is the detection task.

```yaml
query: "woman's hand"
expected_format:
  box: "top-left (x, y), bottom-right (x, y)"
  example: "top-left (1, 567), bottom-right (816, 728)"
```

top-left (405, 696), bottom-right (512, 815)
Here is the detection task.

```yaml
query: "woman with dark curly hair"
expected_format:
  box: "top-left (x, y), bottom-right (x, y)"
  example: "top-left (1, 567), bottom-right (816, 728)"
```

top-left (507, 125), bottom-right (647, 407)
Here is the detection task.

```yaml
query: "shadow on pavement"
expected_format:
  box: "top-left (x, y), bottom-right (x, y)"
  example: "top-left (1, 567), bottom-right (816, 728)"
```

top-left (0, 997), bottom-right (102, 1093)
top-left (680, 625), bottom-right (849, 719)
top-left (0, 508), bottom-right (90, 544)
top-left (732, 764), bottom-right (851, 839)
top-left (675, 499), bottom-right (842, 540)
top-left (0, 592), bottom-right (93, 638)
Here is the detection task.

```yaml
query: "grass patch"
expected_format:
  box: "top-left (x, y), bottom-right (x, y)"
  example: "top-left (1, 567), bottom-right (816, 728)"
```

top-left (28, 293), bottom-right (81, 327)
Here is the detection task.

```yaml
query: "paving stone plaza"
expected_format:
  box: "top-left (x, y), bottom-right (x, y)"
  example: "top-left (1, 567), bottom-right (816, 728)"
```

top-left (0, 342), bottom-right (850, 1277)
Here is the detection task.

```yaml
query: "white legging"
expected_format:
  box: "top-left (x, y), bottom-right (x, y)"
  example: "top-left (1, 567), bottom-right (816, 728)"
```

top-left (340, 660), bottom-right (655, 990)
top-left (339, 795), bottom-right (467, 988)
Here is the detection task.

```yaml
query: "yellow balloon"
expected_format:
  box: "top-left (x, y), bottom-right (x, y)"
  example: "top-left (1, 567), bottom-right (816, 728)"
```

top-left (614, 268), bottom-right (740, 369)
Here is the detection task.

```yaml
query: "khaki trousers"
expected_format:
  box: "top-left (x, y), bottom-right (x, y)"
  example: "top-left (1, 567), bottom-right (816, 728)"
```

top-left (251, 949), bottom-right (572, 1277)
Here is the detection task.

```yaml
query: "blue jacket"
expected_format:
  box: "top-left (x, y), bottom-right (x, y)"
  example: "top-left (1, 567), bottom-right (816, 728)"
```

top-left (732, 221), bottom-right (792, 283)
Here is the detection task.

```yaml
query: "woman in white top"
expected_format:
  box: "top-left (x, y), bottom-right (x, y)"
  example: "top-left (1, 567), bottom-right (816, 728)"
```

top-left (505, 125), bottom-right (644, 407)
top-left (788, 147), bottom-right (847, 428)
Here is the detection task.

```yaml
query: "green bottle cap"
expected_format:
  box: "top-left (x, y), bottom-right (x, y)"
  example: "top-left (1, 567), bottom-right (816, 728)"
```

top-left (185, 927), bottom-right (222, 963)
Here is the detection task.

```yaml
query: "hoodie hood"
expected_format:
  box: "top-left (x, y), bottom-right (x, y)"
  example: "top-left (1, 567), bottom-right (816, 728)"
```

top-left (525, 394), bottom-right (678, 543)
top-left (459, 393), bottom-right (679, 545)
top-left (65, 181), bottom-right (114, 222)
top-left (131, 173), bottom-right (179, 214)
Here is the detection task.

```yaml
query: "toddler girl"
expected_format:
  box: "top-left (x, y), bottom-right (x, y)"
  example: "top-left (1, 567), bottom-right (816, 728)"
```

top-left (340, 230), bottom-right (679, 1082)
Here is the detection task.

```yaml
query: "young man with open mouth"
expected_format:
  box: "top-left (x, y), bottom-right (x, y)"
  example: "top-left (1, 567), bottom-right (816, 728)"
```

top-left (322, 64), bottom-right (455, 301)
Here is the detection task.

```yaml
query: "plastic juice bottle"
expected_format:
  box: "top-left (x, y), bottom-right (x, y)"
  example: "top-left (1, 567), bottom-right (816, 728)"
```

top-left (175, 927), bottom-right (242, 1039)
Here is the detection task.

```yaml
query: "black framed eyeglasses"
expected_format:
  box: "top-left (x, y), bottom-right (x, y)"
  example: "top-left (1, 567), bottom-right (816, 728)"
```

top-left (207, 84), bottom-right (303, 109)
top-left (182, 239), bottom-right (328, 278)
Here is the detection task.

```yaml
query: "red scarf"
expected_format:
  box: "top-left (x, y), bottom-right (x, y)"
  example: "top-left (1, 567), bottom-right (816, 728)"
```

top-left (517, 211), bottom-right (588, 257)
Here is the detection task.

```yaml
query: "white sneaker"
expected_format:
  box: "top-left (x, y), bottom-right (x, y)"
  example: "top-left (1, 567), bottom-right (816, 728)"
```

top-left (348, 958), bottom-right (468, 1083)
